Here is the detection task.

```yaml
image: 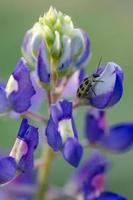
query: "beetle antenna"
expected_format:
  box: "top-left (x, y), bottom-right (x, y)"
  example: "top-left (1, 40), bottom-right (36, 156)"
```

top-left (97, 56), bottom-right (102, 69)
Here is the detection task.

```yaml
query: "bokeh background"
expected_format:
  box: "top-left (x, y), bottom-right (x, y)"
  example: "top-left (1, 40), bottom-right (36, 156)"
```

top-left (0, 0), bottom-right (133, 199)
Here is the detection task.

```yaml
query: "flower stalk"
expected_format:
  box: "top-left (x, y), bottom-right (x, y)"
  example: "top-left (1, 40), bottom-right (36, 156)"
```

top-left (36, 145), bottom-right (54, 200)
top-left (36, 59), bottom-right (58, 200)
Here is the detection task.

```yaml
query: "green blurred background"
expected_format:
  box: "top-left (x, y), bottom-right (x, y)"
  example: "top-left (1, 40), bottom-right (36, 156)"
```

top-left (0, 0), bottom-right (133, 199)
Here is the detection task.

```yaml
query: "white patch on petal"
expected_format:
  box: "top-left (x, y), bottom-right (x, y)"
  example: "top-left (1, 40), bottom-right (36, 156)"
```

top-left (58, 119), bottom-right (74, 142)
top-left (94, 62), bottom-right (116, 96)
top-left (5, 75), bottom-right (18, 97)
top-left (9, 138), bottom-right (28, 163)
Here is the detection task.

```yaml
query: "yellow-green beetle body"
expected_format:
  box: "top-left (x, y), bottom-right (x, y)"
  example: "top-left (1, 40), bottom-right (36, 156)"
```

top-left (77, 74), bottom-right (99, 99)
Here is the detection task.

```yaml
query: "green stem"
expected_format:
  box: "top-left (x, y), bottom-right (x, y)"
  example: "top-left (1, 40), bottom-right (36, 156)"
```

top-left (36, 145), bottom-right (54, 200)
top-left (23, 111), bottom-right (48, 124)
top-left (36, 58), bottom-right (58, 200)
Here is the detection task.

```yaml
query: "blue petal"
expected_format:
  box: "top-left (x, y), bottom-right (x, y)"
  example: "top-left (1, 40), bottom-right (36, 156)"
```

top-left (29, 71), bottom-right (45, 112)
top-left (11, 170), bottom-right (37, 200)
top-left (13, 169), bottom-right (37, 185)
top-left (62, 68), bottom-right (85, 99)
top-left (89, 62), bottom-right (124, 109)
top-left (67, 152), bottom-right (108, 196)
top-left (17, 118), bottom-right (29, 138)
top-left (71, 117), bottom-right (78, 138)
top-left (22, 125), bottom-right (39, 149)
top-left (17, 119), bottom-right (39, 172)
top-left (75, 29), bottom-right (90, 67)
top-left (9, 58), bottom-right (36, 113)
top-left (62, 138), bottom-right (83, 167)
top-left (0, 156), bottom-right (17, 184)
top-left (101, 123), bottom-right (133, 152)
top-left (85, 109), bottom-right (105, 143)
top-left (45, 115), bottom-right (62, 151)
top-left (96, 192), bottom-right (127, 200)
top-left (18, 152), bottom-right (34, 172)
top-left (107, 73), bottom-right (123, 107)
top-left (51, 99), bottom-right (73, 123)
top-left (0, 87), bottom-right (9, 113)
top-left (37, 42), bottom-right (50, 84)
top-left (90, 92), bottom-right (113, 109)
top-left (58, 99), bottom-right (72, 119)
top-left (76, 152), bottom-right (108, 182)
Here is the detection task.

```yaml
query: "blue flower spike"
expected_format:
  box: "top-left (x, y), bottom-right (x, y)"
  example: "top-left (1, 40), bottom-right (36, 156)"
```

top-left (0, 58), bottom-right (35, 114)
top-left (46, 99), bottom-right (83, 167)
top-left (0, 119), bottom-right (39, 185)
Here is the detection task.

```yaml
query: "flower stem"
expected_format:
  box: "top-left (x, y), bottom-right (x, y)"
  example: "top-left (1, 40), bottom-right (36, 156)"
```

top-left (36, 58), bottom-right (58, 200)
top-left (36, 145), bottom-right (54, 200)
top-left (23, 111), bottom-right (48, 124)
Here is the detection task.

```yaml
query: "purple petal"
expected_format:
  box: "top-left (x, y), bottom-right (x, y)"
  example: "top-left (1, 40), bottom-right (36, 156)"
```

top-left (96, 192), bottom-right (127, 200)
top-left (8, 58), bottom-right (36, 113)
top-left (45, 115), bottom-right (62, 151)
top-left (0, 157), bottom-right (17, 184)
top-left (13, 169), bottom-right (37, 185)
top-left (37, 42), bottom-right (50, 84)
top-left (71, 117), bottom-right (78, 138)
top-left (90, 62), bottom-right (123, 109)
top-left (71, 152), bottom-right (108, 188)
top-left (75, 29), bottom-right (90, 67)
top-left (62, 138), bottom-right (83, 167)
top-left (84, 109), bottom-right (106, 143)
top-left (18, 152), bottom-right (34, 172)
top-left (51, 99), bottom-right (73, 123)
top-left (101, 123), bottom-right (133, 152)
top-left (18, 125), bottom-right (39, 172)
top-left (29, 72), bottom-right (45, 112)
top-left (17, 118), bottom-right (29, 138)
top-left (107, 72), bottom-right (123, 107)
top-left (0, 87), bottom-right (9, 112)
top-left (62, 68), bottom-right (85, 98)
top-left (66, 152), bottom-right (108, 198)
top-left (19, 122), bottom-right (39, 150)
top-left (11, 170), bottom-right (37, 200)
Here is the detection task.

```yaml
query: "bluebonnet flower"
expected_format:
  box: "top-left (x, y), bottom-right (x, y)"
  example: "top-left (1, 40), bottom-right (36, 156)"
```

top-left (78, 62), bottom-right (124, 109)
top-left (45, 99), bottom-right (83, 167)
top-left (22, 7), bottom-right (90, 85)
top-left (84, 108), bottom-right (133, 152)
top-left (8, 71), bottom-right (46, 120)
top-left (0, 58), bottom-right (35, 113)
top-left (0, 119), bottom-right (38, 185)
top-left (66, 152), bottom-right (127, 200)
